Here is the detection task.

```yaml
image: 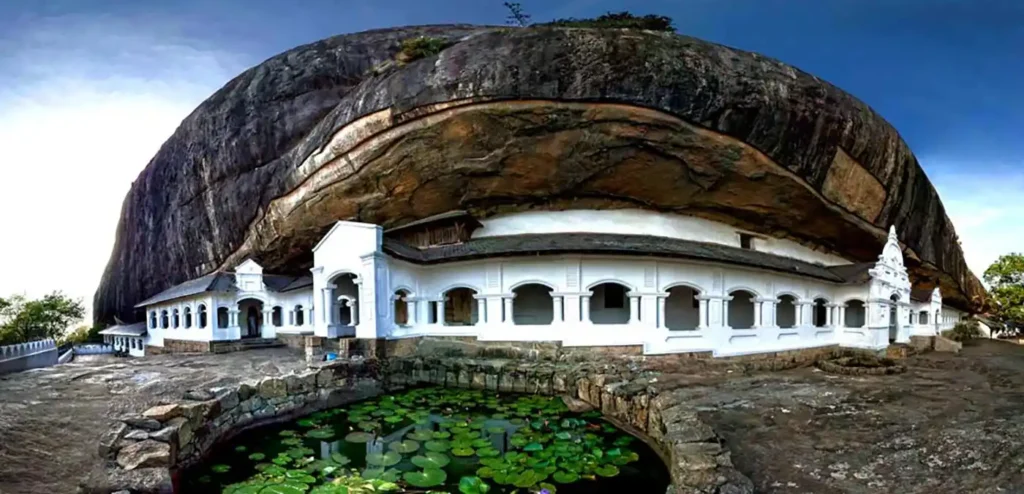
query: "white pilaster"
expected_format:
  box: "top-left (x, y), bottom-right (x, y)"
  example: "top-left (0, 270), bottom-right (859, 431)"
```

top-left (628, 294), bottom-right (640, 325)
top-left (503, 297), bottom-right (514, 325)
top-left (657, 296), bottom-right (668, 330)
top-left (553, 296), bottom-right (564, 324)
top-left (581, 295), bottom-right (591, 324)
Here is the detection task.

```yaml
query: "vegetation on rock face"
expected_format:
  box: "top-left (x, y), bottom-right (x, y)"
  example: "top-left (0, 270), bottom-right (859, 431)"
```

top-left (984, 253), bottom-right (1024, 334)
top-left (397, 37), bottom-right (452, 64)
top-left (189, 387), bottom-right (663, 493)
top-left (0, 292), bottom-right (85, 346)
top-left (540, 12), bottom-right (675, 31)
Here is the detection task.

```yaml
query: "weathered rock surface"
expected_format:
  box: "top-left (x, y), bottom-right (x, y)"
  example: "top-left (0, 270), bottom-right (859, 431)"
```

top-left (94, 25), bottom-right (984, 323)
top-left (115, 440), bottom-right (170, 470)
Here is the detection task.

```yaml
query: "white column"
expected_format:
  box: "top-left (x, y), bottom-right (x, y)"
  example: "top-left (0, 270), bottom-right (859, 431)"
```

top-left (435, 299), bottom-right (445, 326)
top-left (503, 297), bottom-right (514, 325)
top-left (723, 299), bottom-right (731, 328)
top-left (753, 300), bottom-right (764, 328)
top-left (657, 296), bottom-right (668, 329)
top-left (839, 306), bottom-right (847, 328)
top-left (350, 299), bottom-right (359, 326)
top-left (229, 309), bottom-right (239, 327)
top-left (307, 307), bottom-right (314, 327)
top-left (553, 296), bottom-right (564, 324)
top-left (698, 299), bottom-right (708, 329)
top-left (628, 295), bottom-right (640, 325)
top-left (581, 295), bottom-right (591, 323)
top-left (323, 287), bottom-right (335, 325)
top-left (477, 298), bottom-right (487, 325)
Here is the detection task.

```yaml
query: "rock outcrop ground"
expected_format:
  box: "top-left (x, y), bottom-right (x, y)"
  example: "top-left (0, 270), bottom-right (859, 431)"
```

top-left (3, 340), bottom-right (1024, 493)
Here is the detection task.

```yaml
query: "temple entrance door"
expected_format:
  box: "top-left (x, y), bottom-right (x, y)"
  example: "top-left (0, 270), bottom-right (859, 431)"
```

top-left (888, 304), bottom-right (898, 342)
top-left (247, 307), bottom-right (260, 337)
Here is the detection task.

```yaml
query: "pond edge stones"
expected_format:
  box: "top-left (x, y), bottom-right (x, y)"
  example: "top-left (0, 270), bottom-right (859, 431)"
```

top-left (90, 356), bottom-right (753, 494)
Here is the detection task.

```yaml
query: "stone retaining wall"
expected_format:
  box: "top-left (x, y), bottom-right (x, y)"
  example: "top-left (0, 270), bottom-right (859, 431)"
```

top-left (87, 360), bottom-right (382, 493)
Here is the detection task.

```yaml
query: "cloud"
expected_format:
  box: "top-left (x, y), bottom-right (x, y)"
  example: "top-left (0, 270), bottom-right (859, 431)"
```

top-left (0, 14), bottom-right (244, 322)
top-left (927, 160), bottom-right (1024, 281)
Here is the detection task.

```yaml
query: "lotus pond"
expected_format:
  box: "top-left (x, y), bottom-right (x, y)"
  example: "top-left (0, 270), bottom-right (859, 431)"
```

top-left (182, 387), bottom-right (670, 493)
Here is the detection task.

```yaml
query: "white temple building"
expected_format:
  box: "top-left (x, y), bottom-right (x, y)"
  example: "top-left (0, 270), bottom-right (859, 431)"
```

top-left (119, 209), bottom-right (968, 357)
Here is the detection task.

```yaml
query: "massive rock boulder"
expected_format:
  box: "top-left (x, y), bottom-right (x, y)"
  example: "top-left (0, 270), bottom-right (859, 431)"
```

top-left (94, 24), bottom-right (985, 323)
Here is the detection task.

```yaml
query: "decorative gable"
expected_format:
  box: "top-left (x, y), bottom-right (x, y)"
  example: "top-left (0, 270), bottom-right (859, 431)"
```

top-left (234, 259), bottom-right (265, 292)
top-left (867, 226), bottom-right (911, 301)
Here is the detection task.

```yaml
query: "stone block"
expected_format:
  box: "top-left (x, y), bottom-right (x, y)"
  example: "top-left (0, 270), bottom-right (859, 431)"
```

top-left (237, 382), bottom-right (256, 400)
top-left (315, 368), bottom-right (335, 388)
top-left (259, 377), bottom-right (287, 399)
top-left (216, 390), bottom-right (240, 411)
top-left (116, 440), bottom-right (171, 470)
top-left (142, 404), bottom-right (181, 422)
top-left (124, 429), bottom-right (150, 441)
top-left (124, 416), bottom-right (163, 431)
top-left (99, 422), bottom-right (128, 458)
top-left (471, 372), bottom-right (486, 389)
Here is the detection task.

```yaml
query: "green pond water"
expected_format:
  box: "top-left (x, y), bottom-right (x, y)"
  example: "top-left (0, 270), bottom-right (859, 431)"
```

top-left (182, 387), bottom-right (671, 493)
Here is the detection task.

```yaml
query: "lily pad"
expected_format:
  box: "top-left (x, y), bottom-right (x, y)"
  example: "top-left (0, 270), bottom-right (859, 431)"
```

top-left (452, 447), bottom-right (476, 457)
top-left (279, 437), bottom-right (302, 446)
top-left (425, 440), bottom-right (451, 452)
top-left (365, 451), bottom-right (403, 467)
top-left (362, 467), bottom-right (403, 482)
top-left (234, 445), bottom-right (247, 452)
top-left (387, 439), bottom-right (420, 453)
top-left (523, 442), bottom-right (544, 452)
top-left (411, 452), bottom-right (451, 469)
top-left (403, 468), bottom-right (447, 488)
top-left (248, 453), bottom-right (266, 461)
top-left (329, 453), bottom-right (351, 466)
top-left (344, 431), bottom-right (375, 443)
top-left (278, 430), bottom-right (297, 437)
top-left (432, 431), bottom-right (451, 439)
top-left (595, 464), bottom-right (620, 477)
top-left (407, 429), bottom-right (434, 441)
top-left (476, 446), bottom-right (501, 458)
top-left (552, 471), bottom-right (579, 483)
top-left (304, 428), bottom-right (335, 439)
top-left (458, 475), bottom-right (492, 494)
top-left (210, 464), bottom-right (231, 473)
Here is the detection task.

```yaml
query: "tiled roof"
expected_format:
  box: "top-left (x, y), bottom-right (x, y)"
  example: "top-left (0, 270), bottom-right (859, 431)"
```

top-left (383, 233), bottom-right (867, 284)
top-left (99, 322), bottom-right (147, 337)
top-left (910, 288), bottom-right (934, 303)
top-left (384, 210), bottom-right (481, 234)
top-left (134, 272), bottom-right (312, 308)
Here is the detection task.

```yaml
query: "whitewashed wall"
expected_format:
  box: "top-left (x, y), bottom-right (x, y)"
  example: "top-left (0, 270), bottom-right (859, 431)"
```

top-left (473, 209), bottom-right (851, 266)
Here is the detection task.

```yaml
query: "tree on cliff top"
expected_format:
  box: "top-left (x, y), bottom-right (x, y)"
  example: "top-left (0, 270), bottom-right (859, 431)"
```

top-left (0, 292), bottom-right (85, 346)
top-left (984, 253), bottom-right (1024, 334)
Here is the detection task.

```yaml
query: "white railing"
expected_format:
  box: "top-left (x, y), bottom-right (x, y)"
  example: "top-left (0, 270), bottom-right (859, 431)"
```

top-left (0, 338), bottom-right (57, 361)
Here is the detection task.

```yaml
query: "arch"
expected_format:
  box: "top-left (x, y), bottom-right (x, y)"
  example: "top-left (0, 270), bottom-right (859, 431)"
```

top-left (512, 283), bottom-right (554, 325)
top-left (392, 285), bottom-right (416, 298)
top-left (234, 293), bottom-right (269, 304)
top-left (728, 289), bottom-right (757, 329)
top-left (436, 283), bottom-right (484, 299)
top-left (725, 286), bottom-right (762, 299)
top-left (172, 308), bottom-right (179, 329)
top-left (589, 281), bottom-right (630, 324)
top-left (776, 294), bottom-right (797, 329)
top-left (443, 287), bottom-right (478, 326)
top-left (149, 311), bottom-right (157, 329)
top-left (238, 298), bottom-right (264, 337)
top-left (294, 305), bottom-right (305, 326)
top-left (393, 290), bottom-right (411, 326)
top-left (509, 279), bottom-right (557, 292)
top-left (326, 270), bottom-right (362, 285)
top-left (813, 298), bottom-right (829, 327)
top-left (217, 307), bottom-right (230, 329)
top-left (271, 306), bottom-right (283, 327)
top-left (198, 304), bottom-right (208, 329)
top-left (585, 279), bottom-right (636, 292)
top-left (844, 299), bottom-right (866, 328)
top-left (665, 285), bottom-right (701, 330)
top-left (183, 306), bottom-right (193, 329)
top-left (160, 310), bottom-right (169, 329)
top-left (775, 291), bottom-right (802, 302)
top-left (330, 273), bottom-right (360, 327)
top-left (662, 281), bottom-right (706, 294)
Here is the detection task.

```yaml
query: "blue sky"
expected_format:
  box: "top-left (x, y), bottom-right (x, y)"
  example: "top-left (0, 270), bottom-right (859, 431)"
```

top-left (0, 0), bottom-right (1020, 313)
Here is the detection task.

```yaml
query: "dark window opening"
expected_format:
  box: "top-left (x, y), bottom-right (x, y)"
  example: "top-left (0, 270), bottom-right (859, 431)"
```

top-left (739, 233), bottom-right (755, 250)
top-left (604, 284), bottom-right (625, 309)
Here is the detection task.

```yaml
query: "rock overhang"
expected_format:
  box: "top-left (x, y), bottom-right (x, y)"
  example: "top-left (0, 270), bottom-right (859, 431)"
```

top-left (93, 24), bottom-right (986, 324)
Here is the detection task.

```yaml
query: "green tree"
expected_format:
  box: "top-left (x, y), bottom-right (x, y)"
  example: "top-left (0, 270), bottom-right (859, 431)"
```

top-left (984, 253), bottom-right (1024, 334)
top-left (0, 292), bottom-right (86, 345)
